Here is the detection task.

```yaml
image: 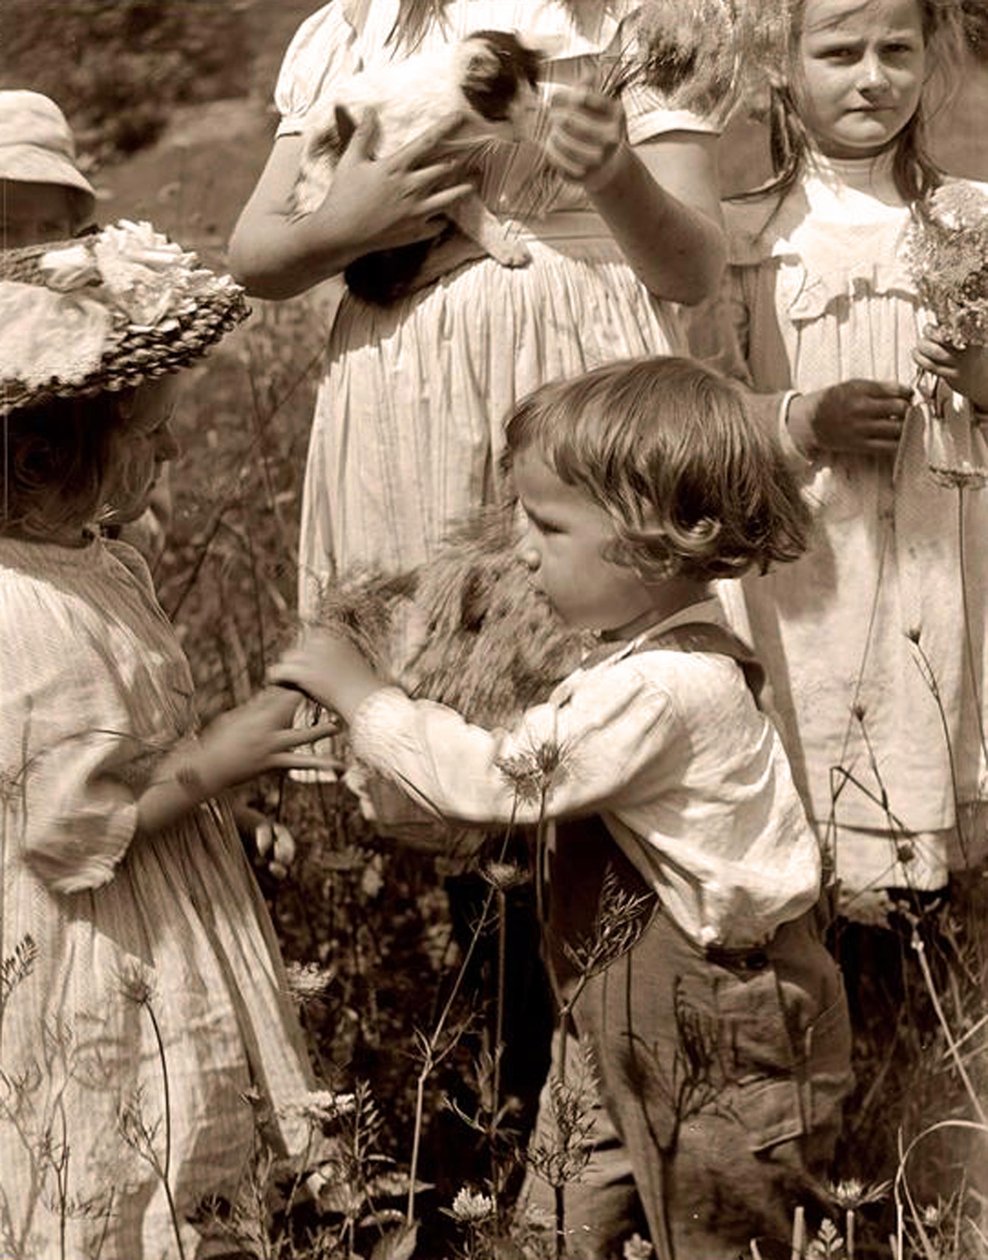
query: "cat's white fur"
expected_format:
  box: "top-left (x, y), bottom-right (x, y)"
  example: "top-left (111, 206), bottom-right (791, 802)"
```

top-left (294, 36), bottom-right (544, 267)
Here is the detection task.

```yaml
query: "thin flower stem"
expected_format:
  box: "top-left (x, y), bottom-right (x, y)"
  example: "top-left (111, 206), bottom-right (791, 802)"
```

top-left (407, 880), bottom-right (497, 1224)
top-left (407, 1067), bottom-right (430, 1228)
top-left (790, 1205), bottom-right (805, 1260)
top-left (910, 637), bottom-right (967, 855)
top-left (956, 485), bottom-right (985, 866)
top-left (142, 998), bottom-right (187, 1260)
top-left (911, 929), bottom-right (988, 1125)
top-left (534, 785), bottom-right (550, 930)
top-left (492, 886), bottom-right (506, 1149)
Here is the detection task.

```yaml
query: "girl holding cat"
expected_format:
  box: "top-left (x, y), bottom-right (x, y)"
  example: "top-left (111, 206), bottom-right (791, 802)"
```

top-left (228, 0), bottom-right (725, 601)
top-left (230, 0), bottom-right (726, 1185)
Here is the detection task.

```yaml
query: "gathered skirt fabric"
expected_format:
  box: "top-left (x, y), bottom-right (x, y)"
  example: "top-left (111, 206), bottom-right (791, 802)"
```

top-left (298, 219), bottom-right (686, 613)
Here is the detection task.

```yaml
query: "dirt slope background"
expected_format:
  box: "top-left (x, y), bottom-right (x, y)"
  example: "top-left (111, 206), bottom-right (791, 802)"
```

top-left (3, 0), bottom-right (987, 271)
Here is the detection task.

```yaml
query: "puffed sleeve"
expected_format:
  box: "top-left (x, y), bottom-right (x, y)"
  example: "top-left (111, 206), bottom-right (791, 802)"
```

top-left (274, 3), bottom-right (362, 136)
top-left (615, 16), bottom-right (723, 144)
top-left (348, 660), bottom-right (677, 827)
top-left (1, 578), bottom-right (145, 894)
top-left (622, 85), bottom-right (721, 146)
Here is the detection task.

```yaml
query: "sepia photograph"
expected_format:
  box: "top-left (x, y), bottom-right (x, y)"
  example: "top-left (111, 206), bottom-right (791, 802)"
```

top-left (1, 2), bottom-right (987, 1257)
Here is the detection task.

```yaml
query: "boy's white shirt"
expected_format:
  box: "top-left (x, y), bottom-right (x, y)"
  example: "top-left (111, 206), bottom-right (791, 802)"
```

top-left (350, 599), bottom-right (822, 949)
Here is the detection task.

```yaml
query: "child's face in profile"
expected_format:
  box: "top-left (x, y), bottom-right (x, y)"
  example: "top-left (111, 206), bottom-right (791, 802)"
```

top-left (513, 447), bottom-right (657, 633)
top-left (0, 179), bottom-right (79, 247)
top-left (103, 378), bottom-right (180, 526)
top-left (795, 0), bottom-right (926, 160)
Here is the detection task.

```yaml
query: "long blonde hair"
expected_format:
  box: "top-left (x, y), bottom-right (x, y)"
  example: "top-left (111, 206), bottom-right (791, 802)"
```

top-left (742, 0), bottom-right (966, 210)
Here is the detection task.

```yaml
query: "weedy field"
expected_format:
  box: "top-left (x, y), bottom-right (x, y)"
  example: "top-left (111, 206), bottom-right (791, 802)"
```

top-left (2, 3), bottom-right (987, 1257)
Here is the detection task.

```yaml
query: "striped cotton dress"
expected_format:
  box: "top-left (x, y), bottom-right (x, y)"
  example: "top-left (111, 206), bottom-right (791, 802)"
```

top-left (0, 536), bottom-right (315, 1260)
top-left (688, 152), bottom-right (988, 903)
top-left (273, 0), bottom-right (717, 613)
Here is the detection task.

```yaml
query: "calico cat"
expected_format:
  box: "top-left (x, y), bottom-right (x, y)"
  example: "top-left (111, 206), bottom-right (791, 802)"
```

top-left (293, 30), bottom-right (544, 306)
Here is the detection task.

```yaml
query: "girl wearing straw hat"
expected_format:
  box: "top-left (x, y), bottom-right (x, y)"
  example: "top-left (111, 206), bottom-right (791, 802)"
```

top-left (0, 222), bottom-right (338, 1258)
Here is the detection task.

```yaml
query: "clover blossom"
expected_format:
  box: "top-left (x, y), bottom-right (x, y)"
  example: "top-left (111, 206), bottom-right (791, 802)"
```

top-left (449, 1186), bottom-right (496, 1223)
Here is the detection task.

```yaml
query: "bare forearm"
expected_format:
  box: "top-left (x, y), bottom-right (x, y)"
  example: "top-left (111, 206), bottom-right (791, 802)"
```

top-left (588, 146), bottom-right (725, 305)
top-left (228, 208), bottom-right (359, 300)
top-left (134, 748), bottom-right (215, 838)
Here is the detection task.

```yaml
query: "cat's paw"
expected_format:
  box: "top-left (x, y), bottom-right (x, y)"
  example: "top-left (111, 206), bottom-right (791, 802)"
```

top-left (494, 238), bottom-right (531, 268)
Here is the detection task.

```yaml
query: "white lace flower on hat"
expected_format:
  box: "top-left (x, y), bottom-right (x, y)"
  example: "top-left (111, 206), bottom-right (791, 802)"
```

top-left (3, 219), bottom-right (247, 404)
top-left (94, 220), bottom-right (210, 328)
top-left (38, 241), bottom-right (100, 292)
top-left (38, 219), bottom-right (234, 331)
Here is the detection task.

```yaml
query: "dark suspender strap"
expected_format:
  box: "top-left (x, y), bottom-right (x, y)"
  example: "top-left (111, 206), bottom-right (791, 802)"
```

top-left (642, 622), bottom-right (766, 709)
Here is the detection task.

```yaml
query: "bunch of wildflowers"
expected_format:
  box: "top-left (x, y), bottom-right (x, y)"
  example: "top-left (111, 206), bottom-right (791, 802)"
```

top-left (906, 183), bottom-right (988, 351)
top-left (901, 183), bottom-right (988, 487)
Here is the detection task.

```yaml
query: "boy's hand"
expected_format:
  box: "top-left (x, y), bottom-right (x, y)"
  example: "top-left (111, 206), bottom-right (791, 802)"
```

top-left (268, 628), bottom-right (385, 722)
top-left (543, 85), bottom-right (627, 191)
top-left (788, 380), bottom-right (913, 455)
top-left (913, 324), bottom-right (988, 411)
top-left (193, 688), bottom-right (340, 798)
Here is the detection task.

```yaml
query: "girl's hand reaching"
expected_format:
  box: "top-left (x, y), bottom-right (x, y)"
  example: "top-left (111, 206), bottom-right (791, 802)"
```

top-left (913, 325), bottom-right (988, 412)
top-left (190, 688), bottom-right (341, 799)
top-left (543, 85), bottom-right (627, 192)
top-left (787, 380), bottom-right (914, 456)
top-left (269, 628), bottom-right (385, 724)
top-left (304, 108), bottom-right (474, 263)
top-left (136, 690), bottom-right (339, 838)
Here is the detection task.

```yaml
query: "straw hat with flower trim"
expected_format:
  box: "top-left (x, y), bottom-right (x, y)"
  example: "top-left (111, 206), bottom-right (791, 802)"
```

top-left (0, 219), bottom-right (248, 411)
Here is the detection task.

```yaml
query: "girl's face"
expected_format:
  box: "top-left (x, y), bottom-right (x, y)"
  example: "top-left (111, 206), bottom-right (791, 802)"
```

top-left (0, 180), bottom-right (79, 247)
top-left (795, 0), bottom-right (926, 160)
top-left (513, 447), bottom-right (656, 633)
top-left (103, 378), bottom-right (180, 525)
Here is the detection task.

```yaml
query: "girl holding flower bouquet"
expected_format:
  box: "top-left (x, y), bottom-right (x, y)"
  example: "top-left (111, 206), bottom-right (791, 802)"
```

top-left (0, 225), bottom-right (337, 1258)
top-left (690, 0), bottom-right (988, 916)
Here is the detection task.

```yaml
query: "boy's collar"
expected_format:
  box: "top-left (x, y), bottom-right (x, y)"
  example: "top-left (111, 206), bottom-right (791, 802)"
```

top-left (579, 597), bottom-right (722, 669)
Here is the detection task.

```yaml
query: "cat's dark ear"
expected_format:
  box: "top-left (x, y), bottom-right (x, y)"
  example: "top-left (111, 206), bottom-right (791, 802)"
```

top-left (335, 105), bottom-right (358, 152)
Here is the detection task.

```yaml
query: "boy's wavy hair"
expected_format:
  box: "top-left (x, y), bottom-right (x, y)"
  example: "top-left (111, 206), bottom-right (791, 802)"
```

top-left (502, 357), bottom-right (812, 584)
top-left (1, 388), bottom-right (136, 540)
top-left (743, 0), bottom-right (966, 212)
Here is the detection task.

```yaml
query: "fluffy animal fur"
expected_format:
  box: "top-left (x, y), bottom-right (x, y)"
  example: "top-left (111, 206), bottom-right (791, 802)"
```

top-left (317, 504), bottom-right (582, 728)
top-left (294, 31), bottom-right (544, 305)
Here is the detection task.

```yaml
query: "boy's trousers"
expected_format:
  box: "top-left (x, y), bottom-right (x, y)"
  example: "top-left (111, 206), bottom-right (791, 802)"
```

top-left (522, 823), bottom-right (853, 1260)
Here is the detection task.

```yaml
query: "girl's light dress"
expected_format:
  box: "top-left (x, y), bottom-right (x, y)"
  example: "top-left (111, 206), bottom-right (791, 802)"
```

top-left (0, 537), bottom-right (314, 1260)
top-left (693, 151), bottom-right (988, 902)
top-left (274, 0), bottom-right (716, 607)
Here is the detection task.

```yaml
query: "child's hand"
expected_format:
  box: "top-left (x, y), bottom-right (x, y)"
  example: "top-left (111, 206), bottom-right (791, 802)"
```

top-left (310, 108), bottom-right (475, 259)
top-left (788, 380), bottom-right (913, 456)
top-left (193, 688), bottom-right (340, 798)
top-left (913, 324), bottom-right (988, 411)
top-left (543, 85), bottom-right (627, 192)
top-left (268, 628), bottom-right (384, 723)
top-left (232, 798), bottom-right (298, 878)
